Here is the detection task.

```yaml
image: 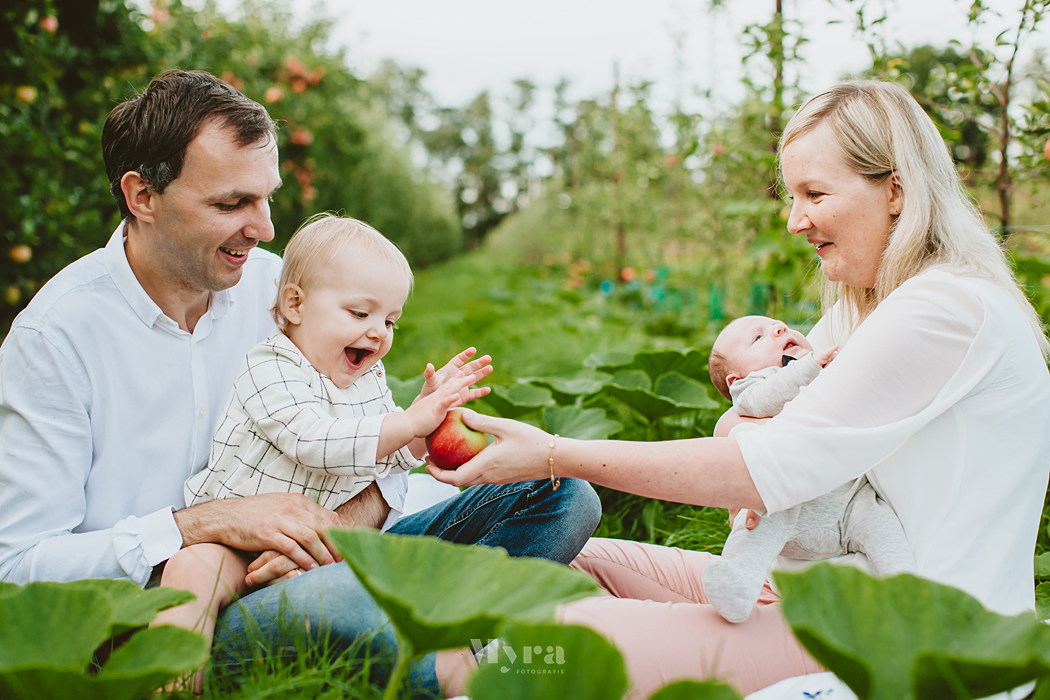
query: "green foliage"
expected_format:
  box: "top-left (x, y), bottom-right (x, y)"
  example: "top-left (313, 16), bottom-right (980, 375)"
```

top-left (0, 0), bottom-right (150, 331)
top-left (201, 617), bottom-right (395, 700)
top-left (327, 529), bottom-right (601, 655)
top-left (326, 528), bottom-right (601, 700)
top-left (647, 680), bottom-right (742, 700)
top-left (468, 623), bottom-right (629, 700)
top-left (0, 579), bottom-right (206, 700)
top-left (776, 563), bottom-right (1050, 700)
top-left (143, 0), bottom-right (461, 267)
top-left (1, 0), bottom-right (461, 331)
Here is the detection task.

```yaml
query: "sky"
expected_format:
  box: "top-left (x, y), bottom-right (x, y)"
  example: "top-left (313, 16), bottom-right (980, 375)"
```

top-left (305, 0), bottom-right (1045, 112)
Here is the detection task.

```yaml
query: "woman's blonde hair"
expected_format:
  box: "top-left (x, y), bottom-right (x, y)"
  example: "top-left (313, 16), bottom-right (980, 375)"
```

top-left (779, 80), bottom-right (1049, 357)
top-left (270, 213), bottom-right (414, 330)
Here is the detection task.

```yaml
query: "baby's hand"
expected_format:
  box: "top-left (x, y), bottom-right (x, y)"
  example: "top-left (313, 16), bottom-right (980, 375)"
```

top-left (813, 345), bottom-right (839, 367)
top-left (408, 371), bottom-right (491, 438)
top-left (416, 347), bottom-right (493, 401)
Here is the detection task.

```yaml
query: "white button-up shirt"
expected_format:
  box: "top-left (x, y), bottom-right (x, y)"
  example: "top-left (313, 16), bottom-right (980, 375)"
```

top-left (738, 269), bottom-right (1050, 616)
top-left (0, 225), bottom-right (283, 584)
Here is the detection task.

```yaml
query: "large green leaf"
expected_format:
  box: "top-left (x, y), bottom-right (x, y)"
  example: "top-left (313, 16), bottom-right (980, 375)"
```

top-left (1037, 582), bottom-right (1050, 622)
top-left (1035, 552), bottom-right (1050, 578)
top-left (587, 349), bottom-right (713, 384)
top-left (481, 383), bottom-right (556, 418)
top-left (543, 405), bottom-right (622, 440)
top-left (522, 372), bottom-right (611, 404)
top-left (0, 583), bottom-right (110, 672)
top-left (0, 581), bottom-right (207, 700)
top-left (630, 349), bottom-right (711, 383)
top-left (327, 529), bottom-right (601, 655)
top-left (776, 563), bottom-right (1050, 700)
top-left (653, 372), bottom-right (719, 410)
top-left (468, 623), bottom-right (628, 700)
top-left (584, 350), bottom-right (635, 372)
top-left (611, 369), bottom-right (652, 390)
top-left (648, 679), bottom-right (743, 700)
top-left (603, 371), bottom-right (717, 420)
top-left (63, 578), bottom-right (194, 636)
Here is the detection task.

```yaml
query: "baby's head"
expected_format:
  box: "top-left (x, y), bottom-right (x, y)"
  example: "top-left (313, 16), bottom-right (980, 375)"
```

top-left (709, 316), bottom-right (813, 399)
top-left (272, 214), bottom-right (413, 389)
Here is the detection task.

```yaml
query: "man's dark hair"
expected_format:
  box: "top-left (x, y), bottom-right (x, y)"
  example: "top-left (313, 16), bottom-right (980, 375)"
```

top-left (102, 70), bottom-right (277, 220)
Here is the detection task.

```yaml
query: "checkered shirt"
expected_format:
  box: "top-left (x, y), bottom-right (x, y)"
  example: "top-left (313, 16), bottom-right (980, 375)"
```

top-left (184, 331), bottom-right (421, 510)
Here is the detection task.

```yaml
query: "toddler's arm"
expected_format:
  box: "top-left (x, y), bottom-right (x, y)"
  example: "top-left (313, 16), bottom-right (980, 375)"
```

top-left (234, 342), bottom-right (431, 479)
top-left (381, 369), bottom-right (491, 460)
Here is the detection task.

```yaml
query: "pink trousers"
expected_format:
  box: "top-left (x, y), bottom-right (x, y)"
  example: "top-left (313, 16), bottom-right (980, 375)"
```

top-left (558, 537), bottom-right (823, 698)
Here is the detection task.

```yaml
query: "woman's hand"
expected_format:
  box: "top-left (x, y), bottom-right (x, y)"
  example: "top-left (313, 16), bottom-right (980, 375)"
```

top-left (425, 410), bottom-right (552, 487)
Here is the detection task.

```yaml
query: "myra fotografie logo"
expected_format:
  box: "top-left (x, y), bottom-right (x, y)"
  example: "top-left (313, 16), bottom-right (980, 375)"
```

top-left (471, 639), bottom-right (567, 674)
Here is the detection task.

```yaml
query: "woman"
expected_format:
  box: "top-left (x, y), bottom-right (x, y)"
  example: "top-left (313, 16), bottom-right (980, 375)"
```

top-left (429, 81), bottom-right (1050, 696)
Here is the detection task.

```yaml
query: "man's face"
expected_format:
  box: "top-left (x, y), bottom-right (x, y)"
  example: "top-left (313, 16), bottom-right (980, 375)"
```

top-left (146, 120), bottom-right (281, 293)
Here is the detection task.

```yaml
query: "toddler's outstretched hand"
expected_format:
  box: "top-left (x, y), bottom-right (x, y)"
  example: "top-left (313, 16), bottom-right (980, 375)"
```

top-left (814, 345), bottom-right (839, 367)
top-left (416, 347), bottom-right (493, 401)
top-left (408, 370), bottom-right (491, 439)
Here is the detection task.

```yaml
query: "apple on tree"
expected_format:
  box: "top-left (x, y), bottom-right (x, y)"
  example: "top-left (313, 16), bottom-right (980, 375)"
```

top-left (425, 407), bottom-right (488, 469)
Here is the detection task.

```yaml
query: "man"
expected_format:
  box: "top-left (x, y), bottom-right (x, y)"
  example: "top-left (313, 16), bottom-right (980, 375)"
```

top-left (0, 70), bottom-right (600, 692)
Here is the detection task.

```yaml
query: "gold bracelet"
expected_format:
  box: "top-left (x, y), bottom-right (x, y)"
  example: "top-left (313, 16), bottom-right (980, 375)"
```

top-left (548, 434), bottom-right (561, 491)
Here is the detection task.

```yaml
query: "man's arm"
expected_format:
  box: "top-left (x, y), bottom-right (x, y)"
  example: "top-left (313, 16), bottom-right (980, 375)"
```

top-left (243, 481), bottom-right (391, 587)
top-left (334, 481), bottom-right (390, 530)
top-left (0, 326), bottom-right (187, 585)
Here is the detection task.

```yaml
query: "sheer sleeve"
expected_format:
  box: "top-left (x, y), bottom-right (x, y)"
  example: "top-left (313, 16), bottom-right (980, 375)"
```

top-left (736, 271), bottom-right (1002, 514)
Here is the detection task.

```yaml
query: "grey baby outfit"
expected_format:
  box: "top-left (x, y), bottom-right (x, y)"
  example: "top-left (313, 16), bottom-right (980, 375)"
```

top-left (703, 355), bottom-right (916, 623)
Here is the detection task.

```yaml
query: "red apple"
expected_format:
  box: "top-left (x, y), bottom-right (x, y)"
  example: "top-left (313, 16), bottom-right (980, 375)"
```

top-left (425, 408), bottom-right (487, 469)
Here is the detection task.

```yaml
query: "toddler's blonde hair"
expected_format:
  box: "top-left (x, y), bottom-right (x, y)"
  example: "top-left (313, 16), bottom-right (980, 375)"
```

top-left (271, 213), bottom-right (413, 330)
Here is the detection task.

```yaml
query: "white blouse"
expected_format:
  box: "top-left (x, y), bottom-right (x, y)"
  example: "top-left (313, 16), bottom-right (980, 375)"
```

top-left (736, 269), bottom-right (1050, 616)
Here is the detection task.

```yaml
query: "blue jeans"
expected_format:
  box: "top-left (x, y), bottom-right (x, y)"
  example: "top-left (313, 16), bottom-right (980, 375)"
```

top-left (212, 478), bottom-right (601, 696)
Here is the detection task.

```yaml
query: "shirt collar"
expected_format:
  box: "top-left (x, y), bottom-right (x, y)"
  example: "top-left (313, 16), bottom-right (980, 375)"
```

top-left (103, 222), bottom-right (233, 328)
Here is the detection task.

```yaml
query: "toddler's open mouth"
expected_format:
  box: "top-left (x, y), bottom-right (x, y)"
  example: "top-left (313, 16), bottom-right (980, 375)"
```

top-left (344, 346), bottom-right (374, 369)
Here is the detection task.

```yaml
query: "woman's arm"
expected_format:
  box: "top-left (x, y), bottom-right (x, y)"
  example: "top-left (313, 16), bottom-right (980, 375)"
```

top-left (427, 411), bottom-right (765, 511)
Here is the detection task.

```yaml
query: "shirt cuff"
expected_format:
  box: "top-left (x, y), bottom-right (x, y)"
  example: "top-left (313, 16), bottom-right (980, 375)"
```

top-left (376, 472), bottom-right (408, 532)
top-left (111, 507), bottom-right (184, 586)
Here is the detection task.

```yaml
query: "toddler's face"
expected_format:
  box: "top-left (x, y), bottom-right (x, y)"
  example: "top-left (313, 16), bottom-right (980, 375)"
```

top-left (286, 249), bottom-right (410, 388)
top-left (715, 316), bottom-right (814, 388)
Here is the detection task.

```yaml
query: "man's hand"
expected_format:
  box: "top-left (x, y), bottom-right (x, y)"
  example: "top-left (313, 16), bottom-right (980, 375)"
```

top-left (243, 482), bottom-right (391, 587)
top-left (173, 492), bottom-right (342, 574)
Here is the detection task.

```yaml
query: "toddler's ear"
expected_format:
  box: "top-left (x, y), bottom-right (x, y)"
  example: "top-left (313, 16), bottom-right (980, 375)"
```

top-left (279, 283), bottom-right (306, 326)
top-left (726, 372), bottom-right (741, 388)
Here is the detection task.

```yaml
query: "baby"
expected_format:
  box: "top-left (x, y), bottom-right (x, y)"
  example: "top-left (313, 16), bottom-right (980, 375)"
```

top-left (704, 315), bottom-right (915, 623)
top-left (154, 215), bottom-right (491, 688)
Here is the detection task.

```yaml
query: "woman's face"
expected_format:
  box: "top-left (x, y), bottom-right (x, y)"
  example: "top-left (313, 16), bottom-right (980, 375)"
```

top-left (781, 123), bottom-right (901, 289)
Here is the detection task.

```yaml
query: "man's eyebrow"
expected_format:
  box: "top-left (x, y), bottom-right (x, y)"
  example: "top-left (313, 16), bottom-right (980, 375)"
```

top-left (214, 181), bottom-right (283, 201)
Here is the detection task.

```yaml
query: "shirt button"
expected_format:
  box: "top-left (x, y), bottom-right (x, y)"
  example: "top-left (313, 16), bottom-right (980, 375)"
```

top-left (376, 369), bottom-right (383, 377)
top-left (199, 409), bottom-right (205, 418)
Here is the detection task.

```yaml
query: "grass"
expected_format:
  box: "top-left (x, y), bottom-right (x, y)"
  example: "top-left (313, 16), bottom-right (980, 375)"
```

top-left (386, 250), bottom-right (697, 384)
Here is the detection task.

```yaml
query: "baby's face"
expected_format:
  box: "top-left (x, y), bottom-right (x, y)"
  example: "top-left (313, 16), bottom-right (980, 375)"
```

top-left (715, 316), bottom-right (814, 388)
top-left (286, 248), bottom-right (410, 388)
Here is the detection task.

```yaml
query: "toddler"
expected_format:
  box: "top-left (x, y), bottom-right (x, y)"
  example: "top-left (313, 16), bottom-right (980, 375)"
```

top-left (154, 215), bottom-right (491, 688)
top-left (704, 315), bottom-right (915, 623)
